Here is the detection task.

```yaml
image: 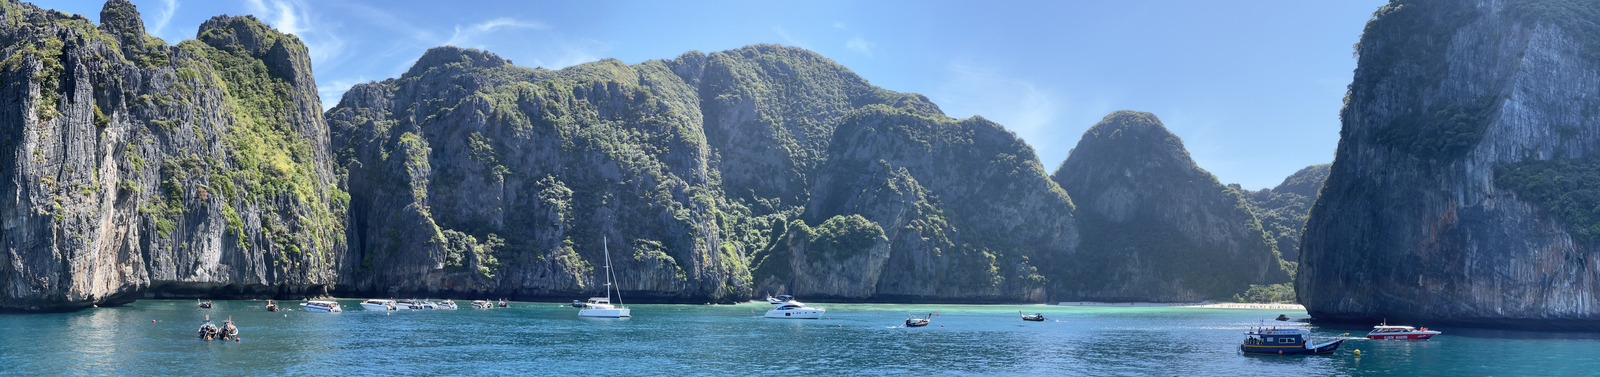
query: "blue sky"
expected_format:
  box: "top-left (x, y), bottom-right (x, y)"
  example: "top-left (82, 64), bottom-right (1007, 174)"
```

top-left (38, 0), bottom-right (1386, 189)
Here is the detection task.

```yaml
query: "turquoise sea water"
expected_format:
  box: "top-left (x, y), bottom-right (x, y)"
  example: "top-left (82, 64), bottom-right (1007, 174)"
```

top-left (3, 300), bottom-right (1599, 376)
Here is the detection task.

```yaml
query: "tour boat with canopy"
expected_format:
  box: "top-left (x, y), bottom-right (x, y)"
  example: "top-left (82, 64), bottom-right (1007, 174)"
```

top-left (1239, 326), bottom-right (1344, 355)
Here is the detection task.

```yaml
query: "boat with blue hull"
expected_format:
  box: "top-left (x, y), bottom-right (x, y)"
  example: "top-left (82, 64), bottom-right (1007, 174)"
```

top-left (1239, 328), bottom-right (1344, 355)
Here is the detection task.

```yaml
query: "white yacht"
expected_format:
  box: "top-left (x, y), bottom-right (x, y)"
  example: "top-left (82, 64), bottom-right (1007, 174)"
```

top-left (301, 300), bottom-right (342, 313)
top-left (578, 237), bottom-right (631, 318)
top-left (764, 295), bottom-right (824, 319)
top-left (360, 299), bottom-right (396, 311)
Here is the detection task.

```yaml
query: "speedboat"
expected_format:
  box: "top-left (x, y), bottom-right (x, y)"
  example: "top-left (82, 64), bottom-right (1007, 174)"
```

top-left (905, 314), bottom-right (931, 327)
top-left (472, 300), bottom-right (494, 309)
top-left (436, 300), bottom-right (458, 310)
top-left (394, 300), bottom-right (425, 310)
top-left (498, 299), bottom-right (508, 308)
top-left (1021, 312), bottom-right (1045, 321)
top-left (1367, 324), bottom-right (1441, 340)
top-left (764, 296), bottom-right (824, 319)
top-left (1240, 327), bottom-right (1344, 355)
top-left (577, 237), bottom-right (631, 318)
top-left (301, 300), bottom-right (342, 313)
top-left (198, 300), bottom-right (212, 309)
top-left (361, 299), bottom-right (396, 311)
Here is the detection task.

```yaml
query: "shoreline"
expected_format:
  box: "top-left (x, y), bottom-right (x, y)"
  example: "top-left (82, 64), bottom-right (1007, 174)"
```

top-left (1057, 301), bottom-right (1305, 310)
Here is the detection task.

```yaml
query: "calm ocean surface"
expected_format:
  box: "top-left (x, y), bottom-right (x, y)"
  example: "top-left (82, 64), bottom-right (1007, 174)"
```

top-left (2, 300), bottom-right (1598, 376)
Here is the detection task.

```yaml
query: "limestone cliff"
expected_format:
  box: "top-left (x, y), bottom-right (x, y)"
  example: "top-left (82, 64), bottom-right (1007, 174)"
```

top-left (1242, 164), bottom-right (1330, 262)
top-left (754, 106), bottom-right (1077, 302)
top-left (1052, 111), bottom-right (1287, 301)
top-left (0, 0), bottom-right (344, 310)
top-left (1301, 0), bottom-right (1600, 328)
top-left (331, 45), bottom-right (1077, 303)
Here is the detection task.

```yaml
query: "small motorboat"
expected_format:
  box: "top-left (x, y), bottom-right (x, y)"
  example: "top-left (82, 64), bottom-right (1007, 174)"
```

top-left (361, 299), bottom-right (397, 311)
top-left (1275, 314), bottom-right (1290, 321)
top-left (301, 300), bottom-right (342, 313)
top-left (497, 299), bottom-right (508, 308)
top-left (266, 300), bottom-right (278, 312)
top-left (905, 314), bottom-right (931, 327)
top-left (219, 317), bottom-right (239, 340)
top-left (393, 300), bottom-right (422, 310)
top-left (1021, 312), bottom-right (1045, 321)
top-left (436, 300), bottom-right (459, 310)
top-left (198, 300), bottom-right (212, 309)
top-left (764, 296), bottom-right (824, 319)
top-left (1367, 323), bottom-right (1441, 340)
top-left (472, 300), bottom-right (494, 309)
top-left (198, 315), bottom-right (219, 340)
top-left (1240, 327), bottom-right (1345, 355)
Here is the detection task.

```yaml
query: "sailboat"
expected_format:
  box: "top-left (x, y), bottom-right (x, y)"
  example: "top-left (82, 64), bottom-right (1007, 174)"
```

top-left (578, 237), bottom-right (631, 318)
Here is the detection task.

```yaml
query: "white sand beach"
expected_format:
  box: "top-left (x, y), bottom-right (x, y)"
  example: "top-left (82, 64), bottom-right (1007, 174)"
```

top-left (1057, 301), bottom-right (1305, 310)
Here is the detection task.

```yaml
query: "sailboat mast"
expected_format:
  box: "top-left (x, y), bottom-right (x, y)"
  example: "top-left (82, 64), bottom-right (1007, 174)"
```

top-left (605, 236), bottom-right (623, 306)
top-left (603, 236), bottom-right (613, 303)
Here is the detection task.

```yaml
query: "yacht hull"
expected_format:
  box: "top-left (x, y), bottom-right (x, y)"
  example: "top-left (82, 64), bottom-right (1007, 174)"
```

top-left (765, 308), bottom-right (825, 319)
top-left (578, 308), bottom-right (632, 318)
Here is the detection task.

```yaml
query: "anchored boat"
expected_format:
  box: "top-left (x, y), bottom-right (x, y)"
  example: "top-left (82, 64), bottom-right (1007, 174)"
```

top-left (1020, 312), bottom-right (1045, 322)
top-left (1367, 324), bottom-right (1440, 340)
top-left (361, 299), bottom-right (397, 311)
top-left (764, 295), bottom-right (824, 319)
top-left (905, 314), bottom-right (931, 327)
top-left (1240, 327), bottom-right (1344, 355)
top-left (578, 237), bottom-right (631, 318)
top-left (301, 300), bottom-right (343, 313)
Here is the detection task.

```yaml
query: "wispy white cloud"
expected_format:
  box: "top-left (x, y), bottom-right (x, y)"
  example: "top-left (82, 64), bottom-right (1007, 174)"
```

top-left (529, 38), bottom-right (609, 69)
top-left (932, 60), bottom-right (1104, 166)
top-left (149, 0), bottom-right (177, 37)
top-left (317, 76), bottom-right (369, 109)
top-left (244, 0), bottom-right (346, 65)
top-left (770, 25), bottom-right (809, 49)
top-left (443, 17), bottom-right (549, 48)
top-left (832, 21), bottom-right (846, 30)
top-left (845, 36), bottom-right (874, 57)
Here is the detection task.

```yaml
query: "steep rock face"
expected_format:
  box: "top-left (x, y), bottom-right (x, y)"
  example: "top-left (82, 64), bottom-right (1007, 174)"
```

top-left (754, 107), bottom-right (1077, 302)
top-left (330, 47), bottom-right (733, 301)
top-left (1301, 0), bottom-right (1600, 328)
top-left (1242, 164), bottom-right (1331, 262)
top-left (331, 45), bottom-right (1077, 303)
top-left (0, 0), bottom-right (345, 310)
top-left (1053, 111), bottom-right (1287, 301)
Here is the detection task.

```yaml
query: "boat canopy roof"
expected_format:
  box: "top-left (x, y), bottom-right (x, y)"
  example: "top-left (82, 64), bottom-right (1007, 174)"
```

top-left (306, 300), bottom-right (338, 305)
top-left (1373, 325), bottom-right (1416, 329)
top-left (1252, 328), bottom-right (1308, 335)
top-left (775, 295), bottom-right (794, 300)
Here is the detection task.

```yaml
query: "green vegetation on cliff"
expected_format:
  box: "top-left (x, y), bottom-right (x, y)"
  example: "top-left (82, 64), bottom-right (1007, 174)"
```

top-left (1242, 164), bottom-right (1331, 262)
top-left (1495, 157), bottom-right (1600, 247)
top-left (1054, 111), bottom-right (1287, 301)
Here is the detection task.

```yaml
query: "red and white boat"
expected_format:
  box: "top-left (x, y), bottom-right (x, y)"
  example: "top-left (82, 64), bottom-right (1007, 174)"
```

top-left (1366, 324), bottom-right (1440, 340)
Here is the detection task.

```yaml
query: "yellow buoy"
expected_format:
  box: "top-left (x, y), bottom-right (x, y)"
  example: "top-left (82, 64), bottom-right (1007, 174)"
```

top-left (1355, 349), bottom-right (1361, 356)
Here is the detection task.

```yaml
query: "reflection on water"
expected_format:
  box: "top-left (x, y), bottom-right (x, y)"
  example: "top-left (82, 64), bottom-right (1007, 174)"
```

top-left (4, 301), bottom-right (1600, 375)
